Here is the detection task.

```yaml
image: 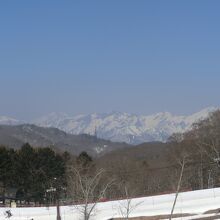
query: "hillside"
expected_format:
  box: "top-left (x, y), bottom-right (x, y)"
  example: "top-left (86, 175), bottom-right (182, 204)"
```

top-left (0, 124), bottom-right (130, 156)
top-left (97, 142), bottom-right (170, 169)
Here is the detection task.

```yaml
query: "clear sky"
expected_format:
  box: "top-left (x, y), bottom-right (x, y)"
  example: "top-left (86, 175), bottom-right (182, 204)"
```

top-left (0, 0), bottom-right (220, 120)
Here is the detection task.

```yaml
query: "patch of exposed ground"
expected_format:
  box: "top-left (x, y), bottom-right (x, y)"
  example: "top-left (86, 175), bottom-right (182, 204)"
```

top-left (113, 212), bottom-right (220, 220)
top-left (204, 208), bottom-right (220, 214)
top-left (112, 213), bottom-right (194, 220)
top-left (112, 207), bottom-right (220, 220)
top-left (195, 215), bottom-right (220, 220)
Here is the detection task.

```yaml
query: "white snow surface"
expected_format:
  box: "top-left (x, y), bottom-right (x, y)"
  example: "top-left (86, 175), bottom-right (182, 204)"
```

top-left (1, 187), bottom-right (220, 220)
top-left (33, 107), bottom-right (217, 144)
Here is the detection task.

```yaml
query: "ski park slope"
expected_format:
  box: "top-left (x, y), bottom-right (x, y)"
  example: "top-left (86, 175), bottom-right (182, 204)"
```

top-left (1, 187), bottom-right (220, 220)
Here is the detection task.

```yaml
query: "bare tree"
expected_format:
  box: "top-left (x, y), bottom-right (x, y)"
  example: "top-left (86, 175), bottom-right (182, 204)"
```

top-left (191, 111), bottom-right (220, 187)
top-left (116, 183), bottom-right (143, 220)
top-left (166, 137), bottom-right (192, 220)
top-left (169, 154), bottom-right (187, 220)
top-left (167, 135), bottom-right (199, 220)
top-left (68, 166), bottom-right (113, 220)
top-left (192, 111), bottom-right (220, 161)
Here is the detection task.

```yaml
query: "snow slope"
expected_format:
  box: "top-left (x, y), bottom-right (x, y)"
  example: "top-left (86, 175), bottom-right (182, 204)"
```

top-left (34, 107), bottom-right (217, 144)
top-left (1, 187), bottom-right (220, 220)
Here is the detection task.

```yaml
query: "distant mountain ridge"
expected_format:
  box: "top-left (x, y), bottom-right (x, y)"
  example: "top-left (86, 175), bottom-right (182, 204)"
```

top-left (0, 124), bottom-right (129, 156)
top-left (0, 107), bottom-right (216, 144)
top-left (0, 116), bottom-right (23, 125)
top-left (34, 107), bottom-right (217, 144)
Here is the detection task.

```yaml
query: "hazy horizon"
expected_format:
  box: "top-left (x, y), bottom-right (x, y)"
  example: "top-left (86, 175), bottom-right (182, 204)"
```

top-left (1, 106), bottom-right (218, 122)
top-left (1, 1), bottom-right (220, 120)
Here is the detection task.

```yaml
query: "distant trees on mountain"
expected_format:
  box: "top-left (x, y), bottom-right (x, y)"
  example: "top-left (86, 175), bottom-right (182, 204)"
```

top-left (167, 110), bottom-right (220, 190)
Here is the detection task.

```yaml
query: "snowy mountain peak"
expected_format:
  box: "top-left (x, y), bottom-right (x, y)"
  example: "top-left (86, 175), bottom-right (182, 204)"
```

top-left (33, 112), bottom-right (69, 127)
top-left (0, 116), bottom-right (23, 125)
top-left (188, 106), bottom-right (217, 120)
top-left (0, 107), bottom-right (217, 144)
top-left (33, 107), bottom-right (218, 144)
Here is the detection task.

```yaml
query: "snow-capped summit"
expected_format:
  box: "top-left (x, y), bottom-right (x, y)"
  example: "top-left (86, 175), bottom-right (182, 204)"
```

top-left (0, 116), bottom-right (23, 125)
top-left (33, 107), bottom-right (218, 144)
top-left (33, 112), bottom-right (69, 128)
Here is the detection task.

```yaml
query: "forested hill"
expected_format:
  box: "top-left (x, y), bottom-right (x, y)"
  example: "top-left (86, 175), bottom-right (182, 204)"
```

top-left (0, 124), bottom-right (130, 156)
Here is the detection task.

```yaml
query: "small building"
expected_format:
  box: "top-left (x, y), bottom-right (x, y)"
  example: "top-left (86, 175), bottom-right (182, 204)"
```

top-left (0, 182), bottom-right (18, 207)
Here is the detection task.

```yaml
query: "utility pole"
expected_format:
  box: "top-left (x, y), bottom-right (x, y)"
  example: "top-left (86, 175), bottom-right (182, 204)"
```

top-left (46, 178), bottom-right (62, 220)
top-left (56, 194), bottom-right (61, 220)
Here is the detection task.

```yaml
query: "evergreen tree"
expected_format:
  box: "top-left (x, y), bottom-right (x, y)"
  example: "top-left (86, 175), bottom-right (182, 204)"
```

top-left (77, 151), bottom-right (93, 168)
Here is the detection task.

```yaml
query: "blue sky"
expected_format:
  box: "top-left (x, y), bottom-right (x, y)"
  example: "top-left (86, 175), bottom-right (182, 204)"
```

top-left (0, 1), bottom-right (220, 120)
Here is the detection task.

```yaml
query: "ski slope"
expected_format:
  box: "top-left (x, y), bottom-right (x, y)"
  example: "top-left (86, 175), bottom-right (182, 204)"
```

top-left (1, 187), bottom-right (220, 220)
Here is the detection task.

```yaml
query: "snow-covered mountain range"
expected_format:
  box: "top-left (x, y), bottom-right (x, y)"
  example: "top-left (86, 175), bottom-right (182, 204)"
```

top-left (0, 107), bottom-right (217, 144)
top-left (34, 107), bottom-right (217, 144)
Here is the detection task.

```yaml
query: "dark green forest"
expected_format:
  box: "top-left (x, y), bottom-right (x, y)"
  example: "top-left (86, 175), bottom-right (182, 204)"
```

top-left (0, 143), bottom-right (69, 204)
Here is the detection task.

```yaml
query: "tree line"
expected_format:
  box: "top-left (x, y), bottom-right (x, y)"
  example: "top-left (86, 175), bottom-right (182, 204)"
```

top-left (0, 143), bottom-right (68, 204)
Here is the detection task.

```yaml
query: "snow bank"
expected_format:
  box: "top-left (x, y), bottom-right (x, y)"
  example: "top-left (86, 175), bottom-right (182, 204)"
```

top-left (0, 187), bottom-right (219, 220)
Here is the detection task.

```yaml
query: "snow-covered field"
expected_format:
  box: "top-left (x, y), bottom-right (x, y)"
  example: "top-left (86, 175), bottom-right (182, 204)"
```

top-left (1, 187), bottom-right (220, 220)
